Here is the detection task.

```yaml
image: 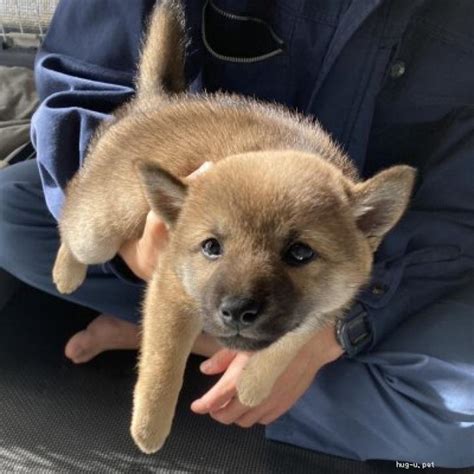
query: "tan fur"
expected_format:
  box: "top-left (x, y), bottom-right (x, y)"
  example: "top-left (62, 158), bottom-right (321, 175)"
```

top-left (137, 0), bottom-right (186, 96)
top-left (131, 258), bottom-right (202, 453)
top-left (237, 327), bottom-right (320, 407)
top-left (52, 0), bottom-right (416, 453)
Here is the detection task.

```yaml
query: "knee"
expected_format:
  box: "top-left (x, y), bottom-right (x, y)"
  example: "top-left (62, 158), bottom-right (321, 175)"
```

top-left (368, 354), bottom-right (474, 466)
top-left (304, 352), bottom-right (474, 467)
top-left (64, 228), bottom-right (120, 264)
top-left (60, 211), bottom-right (121, 264)
top-left (0, 176), bottom-right (24, 265)
top-left (0, 168), bottom-right (51, 278)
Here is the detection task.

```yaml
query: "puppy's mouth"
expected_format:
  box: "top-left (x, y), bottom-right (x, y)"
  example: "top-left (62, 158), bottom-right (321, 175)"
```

top-left (216, 334), bottom-right (275, 351)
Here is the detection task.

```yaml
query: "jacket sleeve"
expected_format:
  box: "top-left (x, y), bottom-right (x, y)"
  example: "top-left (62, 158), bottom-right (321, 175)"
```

top-left (343, 107), bottom-right (474, 356)
top-left (31, 0), bottom-right (156, 220)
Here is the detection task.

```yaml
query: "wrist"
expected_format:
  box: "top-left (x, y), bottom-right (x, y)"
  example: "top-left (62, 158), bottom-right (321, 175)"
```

top-left (308, 324), bottom-right (344, 368)
top-left (107, 254), bottom-right (144, 285)
top-left (118, 240), bottom-right (151, 282)
top-left (321, 323), bottom-right (345, 361)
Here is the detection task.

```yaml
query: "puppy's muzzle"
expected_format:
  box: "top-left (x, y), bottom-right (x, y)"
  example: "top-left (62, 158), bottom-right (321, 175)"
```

top-left (219, 296), bottom-right (264, 330)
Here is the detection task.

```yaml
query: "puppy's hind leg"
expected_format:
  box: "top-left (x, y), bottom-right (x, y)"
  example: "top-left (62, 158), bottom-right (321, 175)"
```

top-left (53, 211), bottom-right (123, 294)
top-left (53, 243), bottom-right (88, 294)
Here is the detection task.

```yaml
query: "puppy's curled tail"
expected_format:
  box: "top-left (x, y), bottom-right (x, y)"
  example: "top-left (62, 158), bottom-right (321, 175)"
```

top-left (136, 0), bottom-right (187, 99)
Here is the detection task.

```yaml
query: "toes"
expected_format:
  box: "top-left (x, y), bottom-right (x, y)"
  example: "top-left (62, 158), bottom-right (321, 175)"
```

top-left (131, 391), bottom-right (173, 454)
top-left (64, 330), bottom-right (97, 364)
top-left (88, 314), bottom-right (139, 346)
top-left (53, 269), bottom-right (86, 294)
top-left (130, 420), bottom-right (168, 454)
top-left (64, 314), bottom-right (140, 364)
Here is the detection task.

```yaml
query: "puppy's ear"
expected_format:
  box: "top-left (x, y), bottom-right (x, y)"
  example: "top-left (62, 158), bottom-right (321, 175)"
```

top-left (352, 165), bottom-right (416, 251)
top-left (137, 161), bottom-right (187, 226)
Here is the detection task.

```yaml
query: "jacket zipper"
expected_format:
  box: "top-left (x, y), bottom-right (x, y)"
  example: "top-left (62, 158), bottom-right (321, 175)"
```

top-left (202, 0), bottom-right (285, 64)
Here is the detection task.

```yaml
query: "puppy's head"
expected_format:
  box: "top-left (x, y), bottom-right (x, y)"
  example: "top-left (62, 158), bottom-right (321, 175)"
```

top-left (138, 151), bottom-right (415, 351)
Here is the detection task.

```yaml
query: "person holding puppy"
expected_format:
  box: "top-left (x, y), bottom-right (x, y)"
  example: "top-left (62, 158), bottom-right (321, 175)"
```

top-left (0, 0), bottom-right (473, 467)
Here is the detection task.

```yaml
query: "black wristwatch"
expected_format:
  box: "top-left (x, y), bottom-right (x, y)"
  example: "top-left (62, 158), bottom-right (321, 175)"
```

top-left (335, 303), bottom-right (372, 356)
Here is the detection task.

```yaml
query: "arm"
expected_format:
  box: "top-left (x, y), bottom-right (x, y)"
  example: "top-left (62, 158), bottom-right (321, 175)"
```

top-left (31, 0), bottom-right (156, 219)
top-left (191, 108), bottom-right (474, 425)
top-left (343, 107), bottom-right (474, 356)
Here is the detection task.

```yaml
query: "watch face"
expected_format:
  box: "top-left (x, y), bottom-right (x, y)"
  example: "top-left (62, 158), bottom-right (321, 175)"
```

top-left (336, 305), bottom-right (371, 356)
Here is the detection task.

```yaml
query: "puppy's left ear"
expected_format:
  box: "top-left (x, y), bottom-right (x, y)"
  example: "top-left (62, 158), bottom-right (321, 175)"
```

top-left (352, 165), bottom-right (416, 251)
top-left (136, 161), bottom-right (187, 227)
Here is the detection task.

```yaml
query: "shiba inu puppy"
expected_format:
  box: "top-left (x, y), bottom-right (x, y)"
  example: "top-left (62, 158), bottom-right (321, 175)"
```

top-left (52, 0), bottom-right (415, 453)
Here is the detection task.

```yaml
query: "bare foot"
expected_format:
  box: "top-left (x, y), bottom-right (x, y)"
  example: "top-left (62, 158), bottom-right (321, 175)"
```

top-left (65, 314), bottom-right (140, 364)
top-left (65, 313), bottom-right (222, 364)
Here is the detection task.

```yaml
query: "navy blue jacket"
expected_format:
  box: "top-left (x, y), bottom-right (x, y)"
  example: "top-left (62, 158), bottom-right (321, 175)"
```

top-left (31, 0), bottom-right (474, 355)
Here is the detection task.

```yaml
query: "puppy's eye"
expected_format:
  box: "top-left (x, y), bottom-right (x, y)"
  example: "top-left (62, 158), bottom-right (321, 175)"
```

top-left (284, 242), bottom-right (315, 266)
top-left (201, 238), bottom-right (222, 259)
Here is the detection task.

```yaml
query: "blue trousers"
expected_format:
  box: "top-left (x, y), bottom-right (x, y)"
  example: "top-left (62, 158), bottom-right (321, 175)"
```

top-left (1, 160), bottom-right (473, 468)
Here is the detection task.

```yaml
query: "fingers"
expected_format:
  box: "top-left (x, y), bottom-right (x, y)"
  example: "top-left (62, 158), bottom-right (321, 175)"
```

top-left (144, 211), bottom-right (168, 243)
top-left (210, 397), bottom-right (248, 425)
top-left (243, 365), bottom-right (316, 427)
top-left (191, 377), bottom-right (236, 414)
top-left (224, 378), bottom-right (309, 429)
top-left (210, 395), bottom-right (275, 428)
top-left (186, 161), bottom-right (213, 181)
top-left (235, 404), bottom-right (272, 428)
top-left (203, 343), bottom-right (321, 428)
top-left (193, 329), bottom-right (334, 429)
top-left (191, 352), bottom-right (251, 414)
top-left (200, 348), bottom-right (237, 375)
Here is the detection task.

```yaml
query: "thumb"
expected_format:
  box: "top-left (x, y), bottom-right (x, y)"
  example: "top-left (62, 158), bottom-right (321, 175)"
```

top-left (186, 161), bottom-right (214, 181)
top-left (200, 349), bottom-right (237, 375)
top-left (143, 211), bottom-right (168, 248)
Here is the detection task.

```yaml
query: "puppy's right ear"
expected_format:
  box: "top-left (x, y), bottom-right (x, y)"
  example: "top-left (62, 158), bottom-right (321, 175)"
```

top-left (136, 161), bottom-right (187, 226)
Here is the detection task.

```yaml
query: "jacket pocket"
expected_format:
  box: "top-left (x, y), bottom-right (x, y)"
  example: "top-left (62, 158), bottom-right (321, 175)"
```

top-left (201, 0), bottom-right (294, 103)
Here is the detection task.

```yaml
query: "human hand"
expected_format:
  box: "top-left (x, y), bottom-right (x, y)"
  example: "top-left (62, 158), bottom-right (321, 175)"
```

top-left (119, 211), bottom-right (168, 282)
top-left (119, 162), bottom-right (213, 281)
top-left (190, 324), bottom-right (343, 427)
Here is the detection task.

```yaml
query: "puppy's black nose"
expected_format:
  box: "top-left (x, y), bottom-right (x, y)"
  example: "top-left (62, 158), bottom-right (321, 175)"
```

top-left (219, 297), bottom-right (263, 329)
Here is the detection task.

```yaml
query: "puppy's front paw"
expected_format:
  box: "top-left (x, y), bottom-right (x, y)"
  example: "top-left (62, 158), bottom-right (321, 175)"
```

top-left (237, 362), bottom-right (273, 407)
top-left (130, 411), bottom-right (169, 454)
